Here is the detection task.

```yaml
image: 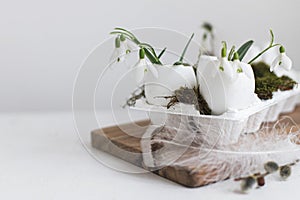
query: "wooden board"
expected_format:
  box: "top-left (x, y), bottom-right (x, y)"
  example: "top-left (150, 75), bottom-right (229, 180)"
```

top-left (91, 106), bottom-right (300, 188)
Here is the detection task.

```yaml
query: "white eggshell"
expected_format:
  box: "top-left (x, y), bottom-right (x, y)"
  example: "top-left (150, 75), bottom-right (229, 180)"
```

top-left (226, 73), bottom-right (256, 110)
top-left (197, 56), bottom-right (257, 115)
top-left (197, 56), bottom-right (228, 114)
top-left (144, 64), bottom-right (197, 106)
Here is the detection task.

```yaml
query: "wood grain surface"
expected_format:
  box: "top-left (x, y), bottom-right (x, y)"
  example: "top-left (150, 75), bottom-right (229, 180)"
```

top-left (91, 106), bottom-right (300, 187)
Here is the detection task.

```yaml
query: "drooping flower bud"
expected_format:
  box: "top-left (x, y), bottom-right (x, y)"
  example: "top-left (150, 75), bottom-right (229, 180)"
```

top-left (270, 46), bottom-right (292, 74)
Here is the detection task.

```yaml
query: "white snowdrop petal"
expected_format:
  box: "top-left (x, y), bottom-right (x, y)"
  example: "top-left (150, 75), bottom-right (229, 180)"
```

top-left (211, 67), bottom-right (219, 78)
top-left (121, 40), bottom-right (136, 54)
top-left (110, 47), bottom-right (126, 63)
top-left (272, 53), bottom-right (293, 77)
top-left (240, 62), bottom-right (254, 80)
top-left (126, 40), bottom-right (138, 51)
top-left (135, 66), bottom-right (145, 84)
top-left (273, 66), bottom-right (286, 77)
top-left (271, 56), bottom-right (280, 72)
top-left (109, 48), bottom-right (119, 63)
top-left (147, 63), bottom-right (159, 78)
top-left (118, 45), bottom-right (127, 61)
top-left (282, 54), bottom-right (292, 71)
top-left (262, 43), bottom-right (278, 64)
top-left (221, 58), bottom-right (235, 80)
top-left (120, 41), bottom-right (129, 53)
top-left (231, 60), bottom-right (242, 80)
top-left (133, 59), bottom-right (147, 84)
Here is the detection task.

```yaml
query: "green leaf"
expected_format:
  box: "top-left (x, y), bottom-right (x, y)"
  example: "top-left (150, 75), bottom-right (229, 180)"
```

top-left (144, 48), bottom-right (161, 65)
top-left (179, 33), bottom-right (194, 62)
top-left (139, 43), bottom-right (158, 57)
top-left (158, 47), bottom-right (167, 59)
top-left (173, 61), bottom-right (182, 65)
top-left (173, 61), bottom-right (191, 66)
top-left (235, 40), bottom-right (254, 61)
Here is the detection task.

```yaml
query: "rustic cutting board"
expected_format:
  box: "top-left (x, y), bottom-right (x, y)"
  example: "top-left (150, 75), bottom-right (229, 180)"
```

top-left (91, 106), bottom-right (300, 188)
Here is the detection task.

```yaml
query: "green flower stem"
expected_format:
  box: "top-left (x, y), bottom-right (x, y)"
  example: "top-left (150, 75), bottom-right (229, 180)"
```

top-left (110, 28), bottom-right (162, 64)
top-left (248, 44), bottom-right (280, 64)
top-left (248, 29), bottom-right (281, 64)
top-left (269, 29), bottom-right (274, 46)
top-left (110, 31), bottom-right (135, 41)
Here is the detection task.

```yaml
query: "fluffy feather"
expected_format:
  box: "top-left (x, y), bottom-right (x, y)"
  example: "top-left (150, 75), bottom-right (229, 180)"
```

top-left (141, 116), bottom-right (300, 184)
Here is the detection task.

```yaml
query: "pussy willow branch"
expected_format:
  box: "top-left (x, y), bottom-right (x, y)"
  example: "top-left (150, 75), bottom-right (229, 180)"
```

top-left (234, 159), bottom-right (299, 181)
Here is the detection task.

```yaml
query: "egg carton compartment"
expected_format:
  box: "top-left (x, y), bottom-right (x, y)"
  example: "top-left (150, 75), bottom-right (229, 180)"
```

top-left (130, 88), bottom-right (300, 144)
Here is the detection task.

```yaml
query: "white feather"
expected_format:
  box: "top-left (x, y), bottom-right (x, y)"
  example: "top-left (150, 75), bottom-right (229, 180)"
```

top-left (141, 116), bottom-right (300, 184)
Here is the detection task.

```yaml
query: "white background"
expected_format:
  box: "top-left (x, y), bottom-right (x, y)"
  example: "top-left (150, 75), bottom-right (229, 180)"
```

top-left (2, 1), bottom-right (300, 199)
top-left (1, 0), bottom-right (300, 112)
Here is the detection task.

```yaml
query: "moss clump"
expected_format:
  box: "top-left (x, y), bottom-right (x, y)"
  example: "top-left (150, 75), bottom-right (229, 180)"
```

top-left (251, 62), bottom-right (297, 100)
top-left (166, 87), bottom-right (211, 115)
top-left (251, 62), bottom-right (273, 78)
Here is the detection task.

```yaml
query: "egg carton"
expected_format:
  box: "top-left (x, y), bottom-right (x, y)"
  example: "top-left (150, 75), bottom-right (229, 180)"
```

top-left (130, 87), bottom-right (300, 144)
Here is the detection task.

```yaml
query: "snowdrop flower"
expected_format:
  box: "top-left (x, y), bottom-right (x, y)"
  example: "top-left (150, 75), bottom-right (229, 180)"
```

top-left (270, 46), bottom-right (292, 72)
top-left (120, 34), bottom-right (137, 54)
top-left (133, 48), bottom-right (158, 84)
top-left (197, 53), bottom-right (257, 115)
top-left (232, 53), bottom-right (254, 80)
top-left (216, 46), bottom-right (235, 80)
top-left (110, 36), bottom-right (126, 63)
top-left (232, 53), bottom-right (243, 72)
top-left (201, 22), bottom-right (215, 55)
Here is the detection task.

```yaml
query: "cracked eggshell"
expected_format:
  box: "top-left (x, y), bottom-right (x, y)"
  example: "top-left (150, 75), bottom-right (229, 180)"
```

top-left (144, 64), bottom-right (197, 106)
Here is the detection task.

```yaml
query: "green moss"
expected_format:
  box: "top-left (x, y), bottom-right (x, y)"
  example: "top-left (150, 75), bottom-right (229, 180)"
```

top-left (251, 62), bottom-right (297, 100)
top-left (251, 62), bottom-right (275, 78)
top-left (167, 87), bottom-right (211, 115)
top-left (127, 62), bottom-right (297, 114)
